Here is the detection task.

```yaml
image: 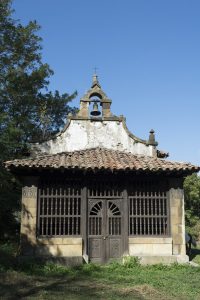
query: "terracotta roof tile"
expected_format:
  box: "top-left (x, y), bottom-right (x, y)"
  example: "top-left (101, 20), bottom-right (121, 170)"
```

top-left (4, 147), bottom-right (200, 174)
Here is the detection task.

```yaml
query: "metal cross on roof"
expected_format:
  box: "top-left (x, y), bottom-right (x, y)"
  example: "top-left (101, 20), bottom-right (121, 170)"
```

top-left (94, 67), bottom-right (98, 75)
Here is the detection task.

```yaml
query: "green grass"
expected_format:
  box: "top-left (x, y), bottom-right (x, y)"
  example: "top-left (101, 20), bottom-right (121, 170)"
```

top-left (0, 242), bottom-right (200, 300)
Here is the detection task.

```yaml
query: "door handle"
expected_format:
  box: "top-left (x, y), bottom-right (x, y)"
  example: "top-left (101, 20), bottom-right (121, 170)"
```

top-left (103, 236), bottom-right (108, 240)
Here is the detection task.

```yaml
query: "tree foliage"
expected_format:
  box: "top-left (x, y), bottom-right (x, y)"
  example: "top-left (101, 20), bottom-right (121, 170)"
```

top-left (184, 173), bottom-right (200, 214)
top-left (184, 173), bottom-right (200, 239)
top-left (0, 0), bottom-right (77, 238)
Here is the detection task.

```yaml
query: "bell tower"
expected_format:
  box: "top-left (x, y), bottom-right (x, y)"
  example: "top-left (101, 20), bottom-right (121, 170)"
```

top-left (78, 74), bottom-right (112, 118)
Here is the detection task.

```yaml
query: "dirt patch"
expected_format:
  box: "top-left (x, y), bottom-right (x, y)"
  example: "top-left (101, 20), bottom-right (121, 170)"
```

top-left (118, 284), bottom-right (170, 300)
top-left (73, 280), bottom-right (169, 300)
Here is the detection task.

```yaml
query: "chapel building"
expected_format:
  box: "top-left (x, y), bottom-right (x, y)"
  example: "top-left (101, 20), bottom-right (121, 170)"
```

top-left (5, 75), bottom-right (200, 264)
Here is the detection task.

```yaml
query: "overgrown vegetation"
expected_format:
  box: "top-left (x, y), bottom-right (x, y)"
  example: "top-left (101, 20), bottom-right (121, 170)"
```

top-left (184, 173), bottom-right (200, 240)
top-left (0, 242), bottom-right (200, 300)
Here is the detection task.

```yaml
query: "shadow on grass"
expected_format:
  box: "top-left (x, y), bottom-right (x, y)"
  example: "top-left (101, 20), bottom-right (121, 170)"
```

top-left (0, 275), bottom-right (101, 300)
top-left (189, 248), bottom-right (200, 261)
top-left (0, 267), bottom-right (143, 300)
top-left (0, 244), bottom-right (145, 300)
top-left (0, 273), bottom-right (147, 300)
top-left (0, 242), bottom-right (108, 300)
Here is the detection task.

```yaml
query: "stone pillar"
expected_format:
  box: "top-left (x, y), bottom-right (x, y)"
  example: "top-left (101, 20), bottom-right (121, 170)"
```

top-left (78, 100), bottom-right (89, 118)
top-left (20, 176), bottom-right (39, 256)
top-left (169, 178), bottom-right (186, 257)
top-left (102, 102), bottom-right (112, 117)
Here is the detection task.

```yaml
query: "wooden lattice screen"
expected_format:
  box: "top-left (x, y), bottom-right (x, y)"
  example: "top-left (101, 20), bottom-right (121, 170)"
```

top-left (37, 177), bottom-right (169, 238)
top-left (88, 181), bottom-right (123, 198)
top-left (38, 184), bottom-right (81, 236)
top-left (129, 181), bottom-right (169, 236)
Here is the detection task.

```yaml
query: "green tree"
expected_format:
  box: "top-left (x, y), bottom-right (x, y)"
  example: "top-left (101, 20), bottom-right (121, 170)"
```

top-left (0, 0), bottom-right (77, 238)
top-left (184, 173), bottom-right (200, 239)
top-left (184, 173), bottom-right (200, 214)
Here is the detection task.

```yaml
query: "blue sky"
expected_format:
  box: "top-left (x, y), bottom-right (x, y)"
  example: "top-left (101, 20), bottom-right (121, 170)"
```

top-left (12, 0), bottom-right (200, 166)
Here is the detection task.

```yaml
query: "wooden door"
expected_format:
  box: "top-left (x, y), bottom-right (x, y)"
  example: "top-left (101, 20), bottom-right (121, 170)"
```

top-left (88, 199), bottom-right (123, 263)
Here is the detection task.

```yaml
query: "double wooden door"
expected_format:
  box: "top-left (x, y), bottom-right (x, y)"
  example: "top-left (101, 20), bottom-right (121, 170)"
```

top-left (88, 199), bottom-right (123, 263)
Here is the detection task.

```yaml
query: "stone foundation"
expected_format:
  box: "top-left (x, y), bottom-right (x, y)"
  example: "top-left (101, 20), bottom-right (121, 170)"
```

top-left (137, 255), bottom-right (189, 265)
top-left (36, 238), bottom-right (82, 257)
top-left (129, 237), bottom-right (173, 256)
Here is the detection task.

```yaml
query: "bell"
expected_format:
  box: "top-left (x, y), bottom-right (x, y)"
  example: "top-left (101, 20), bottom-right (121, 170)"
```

top-left (90, 102), bottom-right (101, 116)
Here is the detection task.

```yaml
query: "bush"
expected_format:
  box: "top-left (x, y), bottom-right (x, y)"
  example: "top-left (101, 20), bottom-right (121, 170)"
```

top-left (123, 256), bottom-right (140, 268)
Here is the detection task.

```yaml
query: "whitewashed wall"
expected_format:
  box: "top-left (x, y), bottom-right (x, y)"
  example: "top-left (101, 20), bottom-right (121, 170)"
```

top-left (33, 119), bottom-right (155, 156)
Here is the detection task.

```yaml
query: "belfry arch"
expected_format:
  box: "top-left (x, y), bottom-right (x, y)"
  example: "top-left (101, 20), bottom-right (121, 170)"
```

top-left (78, 74), bottom-right (112, 118)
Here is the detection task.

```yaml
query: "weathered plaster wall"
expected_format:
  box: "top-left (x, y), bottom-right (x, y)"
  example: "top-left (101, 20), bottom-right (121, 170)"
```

top-left (34, 120), bottom-right (154, 156)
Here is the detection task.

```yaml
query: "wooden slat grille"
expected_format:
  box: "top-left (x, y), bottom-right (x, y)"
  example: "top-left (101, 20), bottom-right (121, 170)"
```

top-left (129, 181), bottom-right (169, 236)
top-left (88, 181), bottom-right (122, 198)
top-left (89, 217), bottom-right (102, 235)
top-left (109, 218), bottom-right (121, 235)
top-left (108, 201), bottom-right (121, 235)
top-left (89, 201), bottom-right (102, 236)
top-left (38, 185), bottom-right (81, 236)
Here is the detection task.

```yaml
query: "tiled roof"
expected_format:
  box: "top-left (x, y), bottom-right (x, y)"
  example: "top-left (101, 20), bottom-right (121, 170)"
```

top-left (4, 147), bottom-right (200, 174)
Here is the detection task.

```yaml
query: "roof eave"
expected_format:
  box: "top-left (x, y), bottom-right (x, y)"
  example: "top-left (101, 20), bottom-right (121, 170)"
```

top-left (5, 164), bottom-right (200, 177)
